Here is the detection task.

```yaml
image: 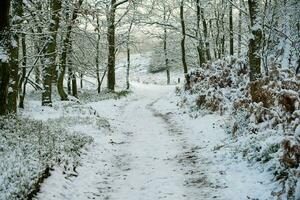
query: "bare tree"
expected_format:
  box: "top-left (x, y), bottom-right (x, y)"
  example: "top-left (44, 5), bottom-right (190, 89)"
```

top-left (107, 0), bottom-right (130, 91)
top-left (57, 0), bottom-right (84, 100)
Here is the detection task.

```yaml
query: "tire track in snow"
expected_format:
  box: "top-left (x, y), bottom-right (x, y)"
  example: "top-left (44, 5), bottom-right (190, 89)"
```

top-left (147, 98), bottom-right (227, 199)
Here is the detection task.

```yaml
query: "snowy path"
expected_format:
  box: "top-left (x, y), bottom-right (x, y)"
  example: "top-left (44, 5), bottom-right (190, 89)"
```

top-left (35, 82), bottom-right (275, 200)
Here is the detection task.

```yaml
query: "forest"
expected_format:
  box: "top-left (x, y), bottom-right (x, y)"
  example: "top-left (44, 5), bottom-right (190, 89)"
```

top-left (0, 0), bottom-right (299, 199)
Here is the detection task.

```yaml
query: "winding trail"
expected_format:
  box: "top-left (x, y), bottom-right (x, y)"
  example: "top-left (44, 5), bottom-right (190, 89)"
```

top-left (35, 82), bottom-right (275, 200)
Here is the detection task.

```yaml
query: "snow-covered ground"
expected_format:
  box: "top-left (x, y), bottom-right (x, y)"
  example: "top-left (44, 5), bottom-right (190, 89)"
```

top-left (30, 54), bottom-right (278, 200)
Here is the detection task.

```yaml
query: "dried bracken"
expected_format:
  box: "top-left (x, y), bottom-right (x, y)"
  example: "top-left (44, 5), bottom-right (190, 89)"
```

top-left (179, 57), bottom-right (300, 199)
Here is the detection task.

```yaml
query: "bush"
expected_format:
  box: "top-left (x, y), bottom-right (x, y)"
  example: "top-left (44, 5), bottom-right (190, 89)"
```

top-left (0, 115), bottom-right (92, 200)
top-left (178, 56), bottom-right (300, 199)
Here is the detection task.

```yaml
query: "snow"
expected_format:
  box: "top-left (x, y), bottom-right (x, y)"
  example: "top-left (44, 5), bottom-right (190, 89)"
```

top-left (152, 88), bottom-right (277, 200)
top-left (0, 114), bottom-right (92, 200)
top-left (0, 45), bottom-right (9, 63)
top-left (29, 54), bottom-right (277, 200)
top-left (296, 180), bottom-right (300, 200)
top-left (296, 125), bottom-right (300, 137)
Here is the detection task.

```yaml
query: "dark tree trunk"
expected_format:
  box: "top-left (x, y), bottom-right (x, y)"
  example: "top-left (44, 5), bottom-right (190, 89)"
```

top-left (67, 68), bottom-right (72, 95)
top-left (96, 16), bottom-right (101, 93)
top-left (8, 0), bottom-right (24, 113)
top-left (34, 42), bottom-right (41, 85)
top-left (34, 33), bottom-right (41, 86)
top-left (67, 40), bottom-right (78, 98)
top-left (80, 73), bottom-right (83, 89)
top-left (107, 0), bottom-right (117, 91)
top-left (96, 44), bottom-right (101, 93)
top-left (19, 34), bottom-right (27, 109)
top-left (99, 69), bottom-right (107, 93)
top-left (238, 0), bottom-right (242, 56)
top-left (7, 39), bottom-right (19, 113)
top-left (163, 29), bottom-right (170, 85)
top-left (196, 0), bottom-right (205, 66)
top-left (42, 0), bottom-right (61, 106)
top-left (126, 46), bottom-right (131, 89)
top-left (57, 0), bottom-right (83, 101)
top-left (248, 0), bottom-right (262, 81)
top-left (221, 12), bottom-right (225, 57)
top-left (106, 0), bottom-right (129, 91)
top-left (180, 0), bottom-right (190, 89)
top-left (229, 3), bottom-right (234, 56)
top-left (71, 73), bottom-right (78, 98)
top-left (68, 41), bottom-right (78, 98)
top-left (0, 0), bottom-right (11, 115)
top-left (163, 5), bottom-right (170, 85)
top-left (126, 19), bottom-right (133, 89)
top-left (125, 22), bottom-right (132, 90)
top-left (215, 9), bottom-right (221, 59)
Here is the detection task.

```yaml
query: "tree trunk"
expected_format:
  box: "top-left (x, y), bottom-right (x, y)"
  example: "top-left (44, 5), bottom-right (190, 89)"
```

top-left (125, 24), bottom-right (131, 90)
top-left (8, 0), bottom-right (25, 113)
top-left (57, 0), bottom-right (83, 100)
top-left (214, 9), bottom-right (221, 59)
top-left (19, 34), bottom-right (26, 109)
top-left (163, 5), bottom-right (170, 85)
top-left (221, 10), bottom-right (225, 57)
top-left (229, 3), bottom-right (234, 56)
top-left (57, 43), bottom-right (69, 100)
top-left (67, 42), bottom-right (78, 98)
top-left (34, 42), bottom-right (41, 85)
top-left (71, 73), bottom-right (78, 98)
top-left (238, 0), bottom-right (242, 56)
top-left (126, 18), bottom-right (134, 89)
top-left (67, 67), bottom-right (72, 94)
top-left (180, 0), bottom-right (190, 89)
top-left (96, 16), bottom-right (101, 93)
top-left (106, 0), bottom-right (129, 91)
top-left (80, 73), bottom-right (83, 89)
top-left (99, 69), bottom-right (107, 93)
top-left (42, 0), bottom-right (61, 106)
top-left (200, 7), bottom-right (211, 61)
top-left (196, 0), bottom-right (205, 66)
top-left (67, 38), bottom-right (78, 98)
top-left (0, 0), bottom-right (11, 115)
top-left (163, 29), bottom-right (170, 85)
top-left (107, 0), bottom-right (117, 91)
top-left (57, 26), bottom-right (71, 101)
top-left (33, 30), bottom-right (42, 85)
top-left (126, 46), bottom-right (131, 89)
top-left (96, 49), bottom-right (101, 93)
top-left (7, 36), bottom-right (19, 113)
top-left (248, 0), bottom-right (262, 81)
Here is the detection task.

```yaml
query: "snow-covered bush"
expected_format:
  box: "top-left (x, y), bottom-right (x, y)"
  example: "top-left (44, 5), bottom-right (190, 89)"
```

top-left (178, 57), bottom-right (300, 199)
top-left (177, 57), bottom-right (248, 115)
top-left (0, 115), bottom-right (92, 200)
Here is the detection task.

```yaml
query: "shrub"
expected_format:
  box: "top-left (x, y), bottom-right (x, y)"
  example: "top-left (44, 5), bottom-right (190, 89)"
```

top-left (0, 115), bottom-right (92, 200)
